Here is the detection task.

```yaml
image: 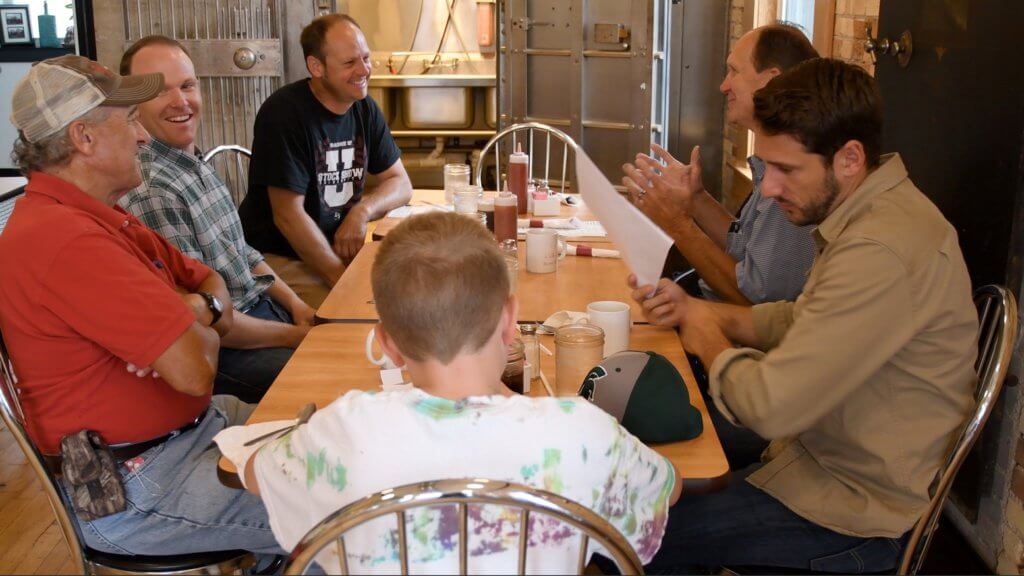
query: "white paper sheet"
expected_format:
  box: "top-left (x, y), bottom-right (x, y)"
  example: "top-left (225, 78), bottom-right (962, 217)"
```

top-left (575, 151), bottom-right (673, 288)
top-left (213, 419), bottom-right (296, 488)
top-left (516, 218), bottom-right (607, 238)
top-left (385, 205), bottom-right (448, 218)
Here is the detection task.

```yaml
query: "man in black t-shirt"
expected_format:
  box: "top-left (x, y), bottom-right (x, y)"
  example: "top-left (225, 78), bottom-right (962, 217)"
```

top-left (240, 13), bottom-right (411, 308)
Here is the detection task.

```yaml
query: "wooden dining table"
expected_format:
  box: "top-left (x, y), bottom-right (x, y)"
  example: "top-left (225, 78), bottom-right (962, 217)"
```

top-left (315, 241), bottom-right (645, 324)
top-left (220, 187), bottom-right (728, 493)
top-left (218, 323), bottom-right (729, 490)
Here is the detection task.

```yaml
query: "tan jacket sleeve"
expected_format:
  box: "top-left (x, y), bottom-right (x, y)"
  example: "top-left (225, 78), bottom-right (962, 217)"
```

top-left (751, 301), bottom-right (797, 350)
top-left (708, 238), bottom-right (918, 439)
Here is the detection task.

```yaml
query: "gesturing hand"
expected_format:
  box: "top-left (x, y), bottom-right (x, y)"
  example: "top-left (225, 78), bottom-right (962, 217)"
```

top-left (621, 145), bottom-right (704, 231)
top-left (627, 275), bottom-right (691, 328)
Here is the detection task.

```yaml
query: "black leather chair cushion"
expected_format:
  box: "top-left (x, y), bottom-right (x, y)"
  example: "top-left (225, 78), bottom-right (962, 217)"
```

top-left (87, 548), bottom-right (251, 572)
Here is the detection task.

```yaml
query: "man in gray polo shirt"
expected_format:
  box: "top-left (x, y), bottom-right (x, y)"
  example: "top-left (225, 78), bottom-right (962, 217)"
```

top-left (623, 24), bottom-right (819, 470)
top-left (623, 24), bottom-right (818, 306)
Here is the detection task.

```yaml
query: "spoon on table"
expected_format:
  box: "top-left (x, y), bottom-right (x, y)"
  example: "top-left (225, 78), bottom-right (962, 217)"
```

top-left (243, 403), bottom-right (316, 447)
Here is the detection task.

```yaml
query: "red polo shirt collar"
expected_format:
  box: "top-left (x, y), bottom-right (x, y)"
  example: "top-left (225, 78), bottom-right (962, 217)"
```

top-left (26, 171), bottom-right (133, 230)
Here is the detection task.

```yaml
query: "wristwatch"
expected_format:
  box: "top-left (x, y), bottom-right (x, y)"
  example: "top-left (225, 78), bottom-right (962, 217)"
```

top-left (198, 292), bottom-right (223, 326)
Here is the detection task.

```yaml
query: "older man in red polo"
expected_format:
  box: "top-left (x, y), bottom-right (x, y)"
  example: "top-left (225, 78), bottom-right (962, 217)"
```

top-left (0, 55), bottom-right (280, 557)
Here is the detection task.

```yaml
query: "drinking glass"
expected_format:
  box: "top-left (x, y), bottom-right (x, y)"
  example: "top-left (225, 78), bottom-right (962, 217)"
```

top-left (443, 164), bottom-right (471, 204)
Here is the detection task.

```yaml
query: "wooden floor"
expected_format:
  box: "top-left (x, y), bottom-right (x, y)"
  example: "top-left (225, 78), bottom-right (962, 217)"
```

top-left (0, 424), bottom-right (76, 574)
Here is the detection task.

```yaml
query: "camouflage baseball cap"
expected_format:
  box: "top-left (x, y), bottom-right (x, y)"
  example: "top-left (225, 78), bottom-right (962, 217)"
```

top-left (11, 55), bottom-right (163, 143)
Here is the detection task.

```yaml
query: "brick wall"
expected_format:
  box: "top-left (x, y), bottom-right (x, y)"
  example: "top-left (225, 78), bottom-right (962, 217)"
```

top-left (832, 0), bottom-right (879, 74)
top-left (999, 440), bottom-right (1024, 573)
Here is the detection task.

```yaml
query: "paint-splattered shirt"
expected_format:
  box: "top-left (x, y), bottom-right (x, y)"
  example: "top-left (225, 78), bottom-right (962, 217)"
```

top-left (253, 387), bottom-right (675, 573)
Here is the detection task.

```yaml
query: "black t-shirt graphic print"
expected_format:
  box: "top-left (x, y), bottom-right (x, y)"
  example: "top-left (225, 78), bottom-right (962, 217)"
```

top-left (240, 79), bottom-right (401, 258)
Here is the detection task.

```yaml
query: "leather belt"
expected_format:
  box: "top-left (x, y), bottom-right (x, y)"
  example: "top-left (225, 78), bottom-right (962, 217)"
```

top-left (43, 410), bottom-right (208, 472)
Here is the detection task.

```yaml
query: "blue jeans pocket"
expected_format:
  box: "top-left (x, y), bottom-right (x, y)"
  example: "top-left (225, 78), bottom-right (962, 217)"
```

top-left (119, 442), bottom-right (167, 484)
top-left (809, 537), bottom-right (903, 574)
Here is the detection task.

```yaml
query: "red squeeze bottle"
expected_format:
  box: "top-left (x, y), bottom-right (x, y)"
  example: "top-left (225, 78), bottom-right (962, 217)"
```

top-left (509, 143), bottom-right (529, 215)
top-left (494, 191), bottom-right (519, 244)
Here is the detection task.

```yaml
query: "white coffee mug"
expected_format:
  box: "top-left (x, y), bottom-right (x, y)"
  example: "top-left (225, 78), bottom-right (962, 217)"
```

top-left (365, 327), bottom-right (399, 370)
top-left (585, 301), bottom-right (631, 357)
top-left (525, 228), bottom-right (566, 273)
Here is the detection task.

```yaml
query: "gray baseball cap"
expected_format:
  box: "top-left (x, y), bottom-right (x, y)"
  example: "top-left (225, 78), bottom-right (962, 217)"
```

top-left (11, 55), bottom-right (163, 143)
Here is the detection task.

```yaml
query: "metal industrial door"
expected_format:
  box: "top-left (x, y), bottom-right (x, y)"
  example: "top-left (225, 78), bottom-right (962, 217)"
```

top-left (120, 0), bottom-right (285, 201)
top-left (499, 0), bottom-right (671, 188)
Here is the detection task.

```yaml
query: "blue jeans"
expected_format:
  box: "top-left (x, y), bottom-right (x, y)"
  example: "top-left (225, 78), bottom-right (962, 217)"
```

top-left (646, 465), bottom-right (906, 574)
top-left (215, 295), bottom-right (296, 403)
top-left (78, 396), bottom-right (284, 556)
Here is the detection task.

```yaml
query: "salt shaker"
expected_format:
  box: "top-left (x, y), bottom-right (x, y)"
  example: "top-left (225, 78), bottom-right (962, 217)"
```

top-left (520, 323), bottom-right (540, 389)
top-left (500, 238), bottom-right (518, 294)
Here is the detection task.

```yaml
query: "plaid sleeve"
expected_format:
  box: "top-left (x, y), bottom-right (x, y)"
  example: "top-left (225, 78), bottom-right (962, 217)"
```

top-left (121, 184), bottom-right (203, 261)
top-left (244, 243), bottom-right (264, 269)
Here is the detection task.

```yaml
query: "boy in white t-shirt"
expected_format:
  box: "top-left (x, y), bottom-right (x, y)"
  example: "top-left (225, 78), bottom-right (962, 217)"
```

top-left (241, 212), bottom-right (681, 573)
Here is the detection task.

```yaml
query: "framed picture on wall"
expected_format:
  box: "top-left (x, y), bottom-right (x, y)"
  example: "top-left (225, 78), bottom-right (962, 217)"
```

top-left (0, 5), bottom-right (32, 46)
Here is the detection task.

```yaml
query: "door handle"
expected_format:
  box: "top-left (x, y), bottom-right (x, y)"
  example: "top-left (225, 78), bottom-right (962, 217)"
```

top-left (864, 23), bottom-right (913, 68)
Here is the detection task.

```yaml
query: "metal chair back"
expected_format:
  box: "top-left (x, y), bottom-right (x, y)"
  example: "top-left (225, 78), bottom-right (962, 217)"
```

top-left (0, 329), bottom-right (254, 574)
top-left (475, 122), bottom-right (579, 194)
top-left (0, 186), bottom-right (25, 235)
top-left (283, 478), bottom-right (644, 575)
top-left (898, 284), bottom-right (1018, 575)
top-left (202, 145), bottom-right (251, 207)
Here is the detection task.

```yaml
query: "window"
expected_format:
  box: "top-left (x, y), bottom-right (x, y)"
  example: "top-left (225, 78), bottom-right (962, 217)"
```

top-left (779, 0), bottom-right (835, 57)
top-left (780, 0), bottom-right (814, 40)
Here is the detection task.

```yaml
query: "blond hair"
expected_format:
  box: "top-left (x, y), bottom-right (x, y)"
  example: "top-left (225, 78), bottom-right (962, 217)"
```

top-left (371, 212), bottom-right (509, 363)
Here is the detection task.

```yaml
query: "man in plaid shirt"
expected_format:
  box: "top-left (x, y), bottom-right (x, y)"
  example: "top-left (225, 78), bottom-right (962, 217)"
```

top-left (118, 36), bottom-right (316, 402)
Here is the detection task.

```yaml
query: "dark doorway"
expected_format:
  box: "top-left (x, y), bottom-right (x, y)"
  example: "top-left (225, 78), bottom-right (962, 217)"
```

top-left (874, 0), bottom-right (1024, 537)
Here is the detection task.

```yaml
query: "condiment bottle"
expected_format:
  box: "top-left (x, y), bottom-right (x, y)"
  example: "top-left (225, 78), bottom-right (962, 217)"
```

top-left (502, 338), bottom-right (526, 394)
top-left (493, 190), bottom-right (518, 244)
top-left (500, 238), bottom-right (519, 295)
top-left (535, 179), bottom-right (551, 198)
top-left (478, 197), bottom-right (495, 233)
top-left (521, 323), bottom-right (540, 389)
top-left (509, 143), bottom-right (529, 215)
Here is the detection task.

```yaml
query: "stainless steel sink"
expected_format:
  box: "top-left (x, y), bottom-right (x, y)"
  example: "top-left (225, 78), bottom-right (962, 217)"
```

top-left (403, 87), bottom-right (474, 129)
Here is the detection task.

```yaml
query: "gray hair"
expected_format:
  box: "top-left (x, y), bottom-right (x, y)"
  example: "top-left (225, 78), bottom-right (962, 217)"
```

top-left (11, 106), bottom-right (112, 175)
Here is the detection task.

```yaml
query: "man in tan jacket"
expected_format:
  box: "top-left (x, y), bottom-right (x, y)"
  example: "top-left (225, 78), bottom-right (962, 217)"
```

top-left (630, 58), bottom-right (977, 572)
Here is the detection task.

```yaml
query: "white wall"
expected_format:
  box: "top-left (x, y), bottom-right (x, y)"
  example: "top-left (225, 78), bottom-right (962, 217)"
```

top-left (0, 61), bottom-right (32, 171)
